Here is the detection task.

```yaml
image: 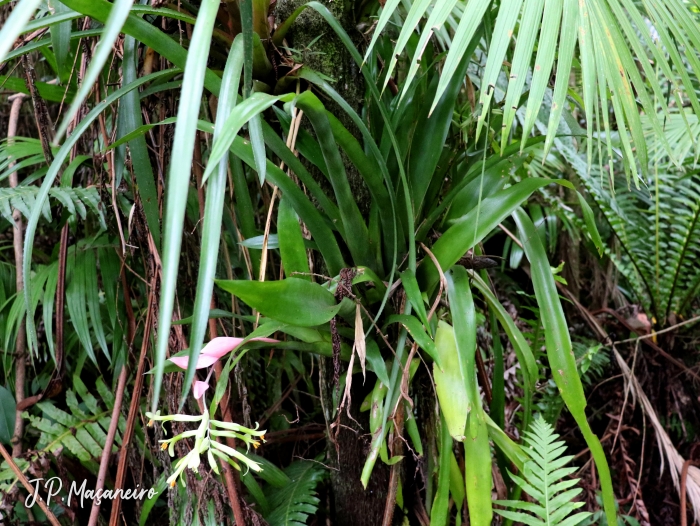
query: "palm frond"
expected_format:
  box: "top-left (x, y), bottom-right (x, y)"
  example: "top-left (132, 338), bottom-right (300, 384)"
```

top-left (365, 0), bottom-right (700, 179)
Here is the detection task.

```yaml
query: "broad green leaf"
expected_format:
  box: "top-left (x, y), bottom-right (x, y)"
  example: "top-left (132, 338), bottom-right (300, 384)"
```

top-left (433, 321), bottom-right (467, 441)
top-left (278, 197), bottom-right (311, 281)
top-left (215, 278), bottom-right (341, 327)
top-left (0, 385), bottom-right (15, 445)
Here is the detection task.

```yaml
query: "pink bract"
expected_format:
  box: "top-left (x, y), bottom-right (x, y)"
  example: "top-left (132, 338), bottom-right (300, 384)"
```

top-left (193, 381), bottom-right (209, 399)
top-left (168, 336), bottom-right (278, 370)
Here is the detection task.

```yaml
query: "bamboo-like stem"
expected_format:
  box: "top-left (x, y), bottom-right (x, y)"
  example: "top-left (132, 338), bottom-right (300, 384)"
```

top-left (7, 93), bottom-right (27, 457)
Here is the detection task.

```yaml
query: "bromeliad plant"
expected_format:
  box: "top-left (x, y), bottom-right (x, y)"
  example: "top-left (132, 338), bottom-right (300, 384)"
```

top-left (4, 0), bottom-right (700, 523)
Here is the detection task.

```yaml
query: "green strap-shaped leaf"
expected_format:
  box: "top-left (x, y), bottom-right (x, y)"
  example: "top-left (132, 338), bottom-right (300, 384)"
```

top-left (542, 0), bottom-right (578, 157)
top-left (385, 314), bottom-right (441, 368)
top-left (475, 0), bottom-right (525, 141)
top-left (399, 0), bottom-right (459, 104)
top-left (215, 278), bottom-right (341, 327)
top-left (60, 0), bottom-right (221, 95)
top-left (577, 191), bottom-right (604, 256)
top-left (0, 0), bottom-right (43, 64)
top-left (433, 321), bottom-right (467, 440)
top-left (202, 93), bottom-right (284, 184)
top-left (56, 0), bottom-right (135, 141)
top-left (430, 413), bottom-right (453, 526)
top-left (230, 135), bottom-right (346, 276)
top-left (520, 0), bottom-right (563, 148)
top-left (431, 0), bottom-right (491, 114)
top-left (469, 271), bottom-right (536, 428)
top-left (150, 0), bottom-right (219, 413)
top-left (262, 117), bottom-right (342, 229)
top-left (512, 207), bottom-right (616, 525)
top-left (464, 411), bottom-right (493, 526)
top-left (49, 0), bottom-right (72, 82)
top-left (119, 33), bottom-right (161, 250)
top-left (417, 178), bottom-right (571, 293)
top-left (278, 196), bottom-right (311, 281)
top-left (445, 267), bottom-right (479, 432)
top-left (181, 35), bottom-right (245, 403)
top-left (294, 91), bottom-right (373, 270)
top-left (400, 269), bottom-right (429, 335)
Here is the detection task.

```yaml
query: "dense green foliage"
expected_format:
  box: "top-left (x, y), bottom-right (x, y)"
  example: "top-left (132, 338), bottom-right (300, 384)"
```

top-left (0, 0), bottom-right (699, 524)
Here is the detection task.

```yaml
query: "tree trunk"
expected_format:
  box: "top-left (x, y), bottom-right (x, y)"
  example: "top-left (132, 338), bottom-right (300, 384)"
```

top-left (273, 1), bottom-right (391, 523)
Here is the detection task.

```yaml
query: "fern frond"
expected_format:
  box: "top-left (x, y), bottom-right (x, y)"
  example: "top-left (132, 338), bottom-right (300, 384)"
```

top-left (264, 460), bottom-right (325, 526)
top-left (24, 377), bottom-right (125, 473)
top-left (495, 417), bottom-right (591, 526)
top-left (0, 186), bottom-right (106, 228)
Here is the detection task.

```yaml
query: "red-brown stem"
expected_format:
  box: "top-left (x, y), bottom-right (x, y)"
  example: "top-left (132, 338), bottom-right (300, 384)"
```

top-left (680, 459), bottom-right (696, 526)
top-left (87, 366), bottom-right (128, 526)
top-left (88, 267), bottom-right (137, 526)
top-left (108, 265), bottom-right (153, 526)
top-left (7, 93), bottom-right (27, 457)
top-left (382, 409), bottom-right (405, 526)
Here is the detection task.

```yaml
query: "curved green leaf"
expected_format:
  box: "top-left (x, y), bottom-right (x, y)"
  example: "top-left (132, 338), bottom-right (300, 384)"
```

top-left (385, 314), bottom-right (441, 367)
top-left (56, 0), bottom-right (135, 141)
top-left (294, 91), bottom-right (373, 269)
top-left (418, 178), bottom-right (570, 293)
top-left (433, 321), bottom-right (467, 440)
top-left (512, 207), bottom-right (616, 525)
top-left (278, 196), bottom-right (311, 280)
top-left (181, 35), bottom-right (244, 403)
top-left (215, 278), bottom-right (341, 327)
top-left (150, 0), bottom-right (219, 413)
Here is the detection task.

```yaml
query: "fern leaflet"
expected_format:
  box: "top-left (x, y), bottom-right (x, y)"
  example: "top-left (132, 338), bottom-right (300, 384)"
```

top-left (495, 417), bottom-right (591, 526)
top-left (264, 460), bottom-right (325, 526)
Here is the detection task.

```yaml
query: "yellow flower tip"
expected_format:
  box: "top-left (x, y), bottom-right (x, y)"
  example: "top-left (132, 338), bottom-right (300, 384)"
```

top-left (148, 419), bottom-right (154, 427)
top-left (253, 441), bottom-right (260, 449)
top-left (161, 442), bottom-right (168, 450)
top-left (260, 434), bottom-right (266, 442)
top-left (170, 479), bottom-right (176, 488)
